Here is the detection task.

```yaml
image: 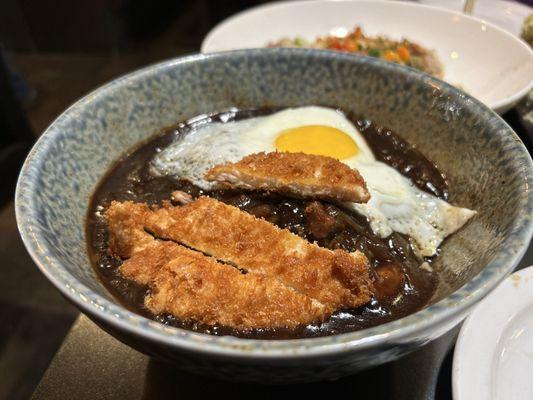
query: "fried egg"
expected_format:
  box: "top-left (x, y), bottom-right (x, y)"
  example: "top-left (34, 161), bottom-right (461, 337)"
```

top-left (349, 162), bottom-right (476, 257)
top-left (151, 106), bottom-right (475, 257)
top-left (151, 106), bottom-right (373, 189)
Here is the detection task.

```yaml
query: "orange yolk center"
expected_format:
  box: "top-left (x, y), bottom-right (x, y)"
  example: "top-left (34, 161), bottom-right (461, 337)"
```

top-left (274, 125), bottom-right (358, 160)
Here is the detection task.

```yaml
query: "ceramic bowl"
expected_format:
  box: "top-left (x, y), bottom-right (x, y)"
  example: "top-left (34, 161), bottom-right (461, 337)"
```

top-left (16, 49), bottom-right (533, 383)
top-left (201, 0), bottom-right (533, 114)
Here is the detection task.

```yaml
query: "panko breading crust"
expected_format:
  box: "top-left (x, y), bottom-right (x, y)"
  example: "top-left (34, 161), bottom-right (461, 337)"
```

top-left (107, 197), bottom-right (373, 311)
top-left (205, 152), bottom-right (370, 203)
top-left (120, 241), bottom-right (326, 329)
top-left (106, 200), bottom-right (154, 259)
top-left (105, 196), bottom-right (374, 329)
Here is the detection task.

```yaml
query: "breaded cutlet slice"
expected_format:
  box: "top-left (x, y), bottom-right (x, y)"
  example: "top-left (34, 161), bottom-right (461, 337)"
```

top-left (106, 200), bottom-right (154, 259)
top-left (137, 197), bottom-right (373, 311)
top-left (205, 152), bottom-right (370, 203)
top-left (120, 241), bottom-right (326, 330)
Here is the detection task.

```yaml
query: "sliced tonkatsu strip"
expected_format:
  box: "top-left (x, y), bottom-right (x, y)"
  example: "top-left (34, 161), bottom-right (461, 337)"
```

top-left (120, 241), bottom-right (326, 330)
top-left (204, 152), bottom-right (370, 203)
top-left (130, 197), bottom-right (374, 311)
top-left (106, 200), bottom-right (154, 259)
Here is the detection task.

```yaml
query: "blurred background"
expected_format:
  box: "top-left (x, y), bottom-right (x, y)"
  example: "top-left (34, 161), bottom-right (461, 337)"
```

top-left (0, 1), bottom-right (531, 399)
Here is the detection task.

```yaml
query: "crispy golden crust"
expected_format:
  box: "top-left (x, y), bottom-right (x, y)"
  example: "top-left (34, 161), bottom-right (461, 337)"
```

top-left (106, 197), bottom-right (374, 324)
top-left (205, 152), bottom-right (370, 203)
top-left (140, 197), bottom-right (373, 310)
top-left (119, 240), bottom-right (181, 284)
top-left (120, 241), bottom-right (326, 329)
top-left (105, 201), bottom-right (154, 259)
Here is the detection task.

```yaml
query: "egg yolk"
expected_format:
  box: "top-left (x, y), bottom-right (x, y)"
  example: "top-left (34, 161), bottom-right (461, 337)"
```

top-left (274, 125), bottom-right (358, 159)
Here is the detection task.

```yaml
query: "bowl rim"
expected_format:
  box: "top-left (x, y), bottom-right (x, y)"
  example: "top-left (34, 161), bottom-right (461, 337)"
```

top-left (15, 48), bottom-right (533, 359)
top-left (201, 0), bottom-right (533, 112)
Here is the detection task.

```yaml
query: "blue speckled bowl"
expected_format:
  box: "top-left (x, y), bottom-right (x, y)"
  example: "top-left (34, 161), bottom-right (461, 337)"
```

top-left (16, 49), bottom-right (533, 383)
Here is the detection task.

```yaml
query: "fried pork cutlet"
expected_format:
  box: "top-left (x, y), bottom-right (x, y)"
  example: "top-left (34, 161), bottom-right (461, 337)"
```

top-left (106, 200), bottom-right (154, 259)
top-left (204, 152), bottom-right (370, 203)
top-left (120, 241), bottom-right (325, 329)
top-left (107, 197), bottom-right (373, 311)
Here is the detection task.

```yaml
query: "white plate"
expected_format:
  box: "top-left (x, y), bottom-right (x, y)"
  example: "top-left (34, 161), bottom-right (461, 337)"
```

top-left (420, 0), bottom-right (532, 37)
top-left (201, 0), bottom-right (533, 114)
top-left (453, 265), bottom-right (533, 400)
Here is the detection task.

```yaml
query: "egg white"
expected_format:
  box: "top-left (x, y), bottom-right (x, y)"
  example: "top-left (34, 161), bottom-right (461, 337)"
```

top-left (349, 162), bottom-right (476, 257)
top-left (150, 119), bottom-right (258, 190)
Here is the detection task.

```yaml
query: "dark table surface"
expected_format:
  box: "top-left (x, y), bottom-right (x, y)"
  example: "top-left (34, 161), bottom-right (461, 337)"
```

top-left (29, 99), bottom-right (533, 400)
top-left (31, 315), bottom-right (459, 400)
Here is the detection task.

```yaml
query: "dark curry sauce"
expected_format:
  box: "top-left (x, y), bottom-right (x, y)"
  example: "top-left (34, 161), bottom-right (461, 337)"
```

top-left (87, 108), bottom-right (444, 339)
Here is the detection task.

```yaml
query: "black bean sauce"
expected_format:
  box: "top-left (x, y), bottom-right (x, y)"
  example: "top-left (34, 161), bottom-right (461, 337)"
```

top-left (355, 118), bottom-right (448, 200)
top-left (87, 108), bottom-right (443, 339)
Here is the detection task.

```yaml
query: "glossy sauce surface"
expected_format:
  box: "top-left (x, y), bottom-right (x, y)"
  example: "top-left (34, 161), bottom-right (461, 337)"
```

top-left (87, 109), bottom-right (445, 339)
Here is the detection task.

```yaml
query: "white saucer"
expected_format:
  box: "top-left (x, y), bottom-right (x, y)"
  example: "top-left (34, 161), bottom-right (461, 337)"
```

top-left (453, 265), bottom-right (533, 400)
